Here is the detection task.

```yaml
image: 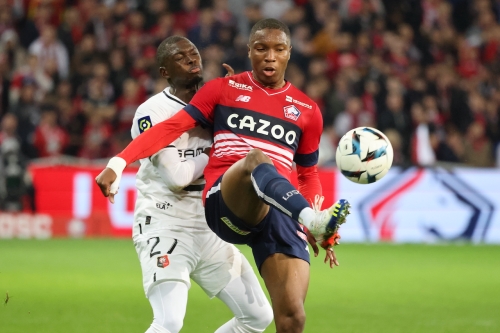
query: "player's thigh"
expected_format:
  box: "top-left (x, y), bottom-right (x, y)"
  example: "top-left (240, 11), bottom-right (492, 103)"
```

top-left (134, 232), bottom-right (197, 296)
top-left (261, 254), bottom-right (309, 330)
top-left (190, 233), bottom-right (255, 297)
top-left (220, 149), bottom-right (270, 226)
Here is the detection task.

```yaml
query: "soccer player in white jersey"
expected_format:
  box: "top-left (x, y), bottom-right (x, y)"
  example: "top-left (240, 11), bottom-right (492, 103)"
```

top-left (129, 36), bottom-right (272, 333)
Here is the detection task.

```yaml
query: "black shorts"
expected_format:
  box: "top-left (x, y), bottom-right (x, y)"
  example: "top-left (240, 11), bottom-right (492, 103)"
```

top-left (205, 175), bottom-right (310, 271)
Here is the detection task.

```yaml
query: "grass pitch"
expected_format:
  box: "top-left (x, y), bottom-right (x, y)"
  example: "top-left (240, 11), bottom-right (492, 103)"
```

top-left (0, 239), bottom-right (499, 333)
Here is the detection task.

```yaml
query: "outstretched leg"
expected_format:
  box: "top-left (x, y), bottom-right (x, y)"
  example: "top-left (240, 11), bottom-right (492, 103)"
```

top-left (221, 149), bottom-right (350, 241)
top-left (221, 149), bottom-right (311, 227)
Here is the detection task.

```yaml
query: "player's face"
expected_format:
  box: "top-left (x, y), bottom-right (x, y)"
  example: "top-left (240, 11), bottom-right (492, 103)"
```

top-left (248, 29), bottom-right (291, 88)
top-left (161, 39), bottom-right (203, 87)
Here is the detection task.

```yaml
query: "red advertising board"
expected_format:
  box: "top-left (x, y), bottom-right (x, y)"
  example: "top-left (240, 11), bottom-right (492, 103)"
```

top-left (0, 165), bottom-right (336, 239)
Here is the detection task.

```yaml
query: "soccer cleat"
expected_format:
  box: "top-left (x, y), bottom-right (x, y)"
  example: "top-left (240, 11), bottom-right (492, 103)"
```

top-left (308, 199), bottom-right (351, 242)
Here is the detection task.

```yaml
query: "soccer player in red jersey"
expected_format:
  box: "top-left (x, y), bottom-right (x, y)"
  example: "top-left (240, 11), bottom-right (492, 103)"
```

top-left (96, 19), bottom-right (350, 333)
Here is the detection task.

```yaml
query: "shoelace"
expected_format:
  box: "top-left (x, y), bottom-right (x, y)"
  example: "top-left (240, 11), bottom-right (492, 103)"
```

top-left (311, 194), bottom-right (324, 212)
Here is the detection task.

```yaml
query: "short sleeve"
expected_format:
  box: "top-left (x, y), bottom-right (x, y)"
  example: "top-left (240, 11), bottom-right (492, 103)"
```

top-left (132, 102), bottom-right (174, 139)
top-left (184, 78), bottom-right (225, 128)
top-left (294, 105), bottom-right (323, 167)
top-left (131, 100), bottom-right (180, 147)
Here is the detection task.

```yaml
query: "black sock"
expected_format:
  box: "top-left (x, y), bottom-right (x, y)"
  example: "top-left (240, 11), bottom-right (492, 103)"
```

top-left (250, 163), bottom-right (310, 221)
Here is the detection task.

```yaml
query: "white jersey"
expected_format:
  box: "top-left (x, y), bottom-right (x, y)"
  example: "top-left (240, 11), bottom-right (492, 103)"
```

top-left (131, 88), bottom-right (212, 238)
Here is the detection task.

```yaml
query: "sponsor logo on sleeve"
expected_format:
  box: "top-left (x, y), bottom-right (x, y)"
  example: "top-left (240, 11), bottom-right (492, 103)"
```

top-left (283, 105), bottom-right (301, 121)
top-left (138, 116), bottom-right (152, 133)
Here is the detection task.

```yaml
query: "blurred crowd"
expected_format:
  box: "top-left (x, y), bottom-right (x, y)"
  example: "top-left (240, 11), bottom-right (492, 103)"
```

top-left (1, 0), bottom-right (500, 210)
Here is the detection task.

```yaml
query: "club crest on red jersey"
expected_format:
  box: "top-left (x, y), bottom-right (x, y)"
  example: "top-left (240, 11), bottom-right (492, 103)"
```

top-left (283, 105), bottom-right (301, 121)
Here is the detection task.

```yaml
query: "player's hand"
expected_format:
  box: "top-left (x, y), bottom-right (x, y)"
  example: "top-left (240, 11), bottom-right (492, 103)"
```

top-left (303, 227), bottom-right (319, 257)
top-left (324, 246), bottom-right (339, 268)
top-left (95, 168), bottom-right (118, 204)
top-left (322, 233), bottom-right (341, 268)
top-left (222, 63), bottom-right (235, 77)
top-left (203, 146), bottom-right (211, 156)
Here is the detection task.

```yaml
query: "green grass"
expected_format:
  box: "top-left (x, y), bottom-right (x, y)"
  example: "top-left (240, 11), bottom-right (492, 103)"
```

top-left (0, 240), bottom-right (499, 333)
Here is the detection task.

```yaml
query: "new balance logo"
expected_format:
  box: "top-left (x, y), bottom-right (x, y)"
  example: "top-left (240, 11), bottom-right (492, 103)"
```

top-left (236, 95), bottom-right (251, 102)
top-left (229, 79), bottom-right (253, 91)
top-left (285, 95), bottom-right (312, 109)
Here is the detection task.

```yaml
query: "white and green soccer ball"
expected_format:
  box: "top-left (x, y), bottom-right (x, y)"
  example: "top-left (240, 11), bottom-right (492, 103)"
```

top-left (336, 127), bottom-right (394, 184)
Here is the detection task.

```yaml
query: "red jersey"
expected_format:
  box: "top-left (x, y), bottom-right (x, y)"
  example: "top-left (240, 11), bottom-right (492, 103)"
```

top-left (117, 71), bottom-right (323, 204)
top-left (185, 72), bottom-right (323, 198)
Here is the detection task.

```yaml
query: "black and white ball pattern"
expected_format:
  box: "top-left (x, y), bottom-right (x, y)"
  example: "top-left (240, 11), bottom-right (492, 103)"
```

top-left (336, 127), bottom-right (394, 184)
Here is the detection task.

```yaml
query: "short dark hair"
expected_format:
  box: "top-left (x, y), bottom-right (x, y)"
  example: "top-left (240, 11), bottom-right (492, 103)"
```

top-left (156, 36), bottom-right (187, 67)
top-left (249, 18), bottom-right (291, 43)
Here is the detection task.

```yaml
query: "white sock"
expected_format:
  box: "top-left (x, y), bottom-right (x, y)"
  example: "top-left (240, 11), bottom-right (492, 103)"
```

top-left (145, 323), bottom-right (172, 333)
top-left (298, 207), bottom-right (316, 228)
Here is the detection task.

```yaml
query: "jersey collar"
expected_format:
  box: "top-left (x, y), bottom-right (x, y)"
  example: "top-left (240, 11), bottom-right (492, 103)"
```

top-left (246, 71), bottom-right (291, 96)
top-left (163, 88), bottom-right (187, 106)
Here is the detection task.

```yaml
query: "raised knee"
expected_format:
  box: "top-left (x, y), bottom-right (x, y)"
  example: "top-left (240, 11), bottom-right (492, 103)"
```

top-left (244, 149), bottom-right (271, 174)
top-left (250, 302), bottom-right (274, 332)
top-left (274, 310), bottom-right (306, 333)
top-left (153, 317), bottom-right (183, 333)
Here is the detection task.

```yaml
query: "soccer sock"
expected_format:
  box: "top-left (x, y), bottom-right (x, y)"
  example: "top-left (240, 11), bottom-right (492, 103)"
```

top-left (145, 323), bottom-right (172, 333)
top-left (251, 163), bottom-right (312, 223)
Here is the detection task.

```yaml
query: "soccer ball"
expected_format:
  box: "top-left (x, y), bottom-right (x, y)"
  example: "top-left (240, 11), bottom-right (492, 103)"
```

top-left (336, 127), bottom-right (393, 184)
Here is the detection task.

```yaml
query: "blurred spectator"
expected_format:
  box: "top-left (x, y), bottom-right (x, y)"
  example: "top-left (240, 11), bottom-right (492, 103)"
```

top-left (188, 8), bottom-right (219, 50)
top-left (28, 25), bottom-right (69, 80)
top-left (261, 0), bottom-right (293, 20)
top-left (19, 1), bottom-right (54, 48)
top-left (384, 128), bottom-right (406, 166)
top-left (11, 79), bottom-right (41, 158)
top-left (57, 7), bottom-right (81, 59)
top-left (115, 78), bottom-right (146, 131)
top-left (410, 102), bottom-right (435, 166)
top-left (58, 98), bottom-right (86, 156)
top-left (334, 96), bottom-right (374, 138)
top-left (429, 124), bottom-right (462, 163)
top-left (33, 105), bottom-right (68, 157)
top-left (86, 3), bottom-right (114, 52)
top-left (79, 113), bottom-right (111, 159)
top-left (80, 75), bottom-right (115, 119)
top-left (143, 0), bottom-right (169, 31)
top-left (0, 54), bottom-right (10, 117)
top-left (378, 92), bottom-right (412, 159)
top-left (463, 121), bottom-right (494, 167)
top-left (9, 54), bottom-right (53, 105)
top-left (174, 0), bottom-right (201, 33)
top-left (0, 29), bottom-right (26, 71)
top-left (0, 0), bottom-right (497, 168)
top-left (109, 48), bottom-right (129, 96)
top-left (149, 12), bottom-right (176, 45)
top-left (0, 113), bottom-right (30, 211)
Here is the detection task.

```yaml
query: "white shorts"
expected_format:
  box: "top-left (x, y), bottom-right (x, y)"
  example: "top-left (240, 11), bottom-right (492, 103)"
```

top-left (134, 226), bottom-right (253, 298)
